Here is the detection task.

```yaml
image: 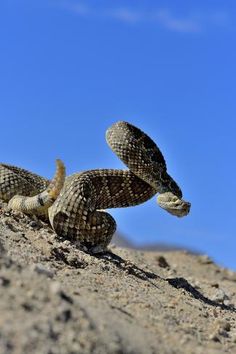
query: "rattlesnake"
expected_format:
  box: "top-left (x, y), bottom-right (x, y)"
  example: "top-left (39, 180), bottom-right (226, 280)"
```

top-left (0, 121), bottom-right (190, 252)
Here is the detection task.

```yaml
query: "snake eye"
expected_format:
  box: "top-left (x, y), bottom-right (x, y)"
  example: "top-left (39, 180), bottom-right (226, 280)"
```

top-left (172, 196), bottom-right (178, 202)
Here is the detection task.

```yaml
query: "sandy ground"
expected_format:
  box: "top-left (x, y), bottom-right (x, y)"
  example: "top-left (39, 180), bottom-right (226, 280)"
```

top-left (0, 200), bottom-right (236, 354)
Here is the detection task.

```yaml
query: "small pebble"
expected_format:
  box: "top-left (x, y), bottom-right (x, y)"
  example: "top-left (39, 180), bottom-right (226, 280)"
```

top-left (0, 276), bottom-right (10, 287)
top-left (50, 281), bottom-right (61, 295)
top-left (209, 331), bottom-right (220, 342)
top-left (198, 255), bottom-right (214, 264)
top-left (32, 263), bottom-right (55, 278)
top-left (156, 255), bottom-right (170, 269)
top-left (212, 288), bottom-right (230, 303)
top-left (216, 319), bottom-right (231, 332)
top-left (28, 220), bottom-right (38, 228)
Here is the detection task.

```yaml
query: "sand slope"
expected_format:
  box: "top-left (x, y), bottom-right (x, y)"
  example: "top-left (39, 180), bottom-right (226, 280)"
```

top-left (0, 201), bottom-right (236, 354)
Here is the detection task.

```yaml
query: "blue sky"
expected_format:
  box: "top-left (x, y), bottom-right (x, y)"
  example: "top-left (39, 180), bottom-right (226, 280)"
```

top-left (1, 1), bottom-right (236, 269)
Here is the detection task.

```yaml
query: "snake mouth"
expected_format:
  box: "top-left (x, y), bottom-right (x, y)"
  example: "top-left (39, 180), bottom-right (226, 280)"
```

top-left (157, 192), bottom-right (191, 217)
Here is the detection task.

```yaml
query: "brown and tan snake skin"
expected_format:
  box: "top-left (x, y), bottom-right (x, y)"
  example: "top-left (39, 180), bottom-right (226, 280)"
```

top-left (0, 121), bottom-right (191, 252)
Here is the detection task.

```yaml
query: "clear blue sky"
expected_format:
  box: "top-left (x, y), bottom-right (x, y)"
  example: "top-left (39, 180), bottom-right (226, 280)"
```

top-left (1, 1), bottom-right (236, 269)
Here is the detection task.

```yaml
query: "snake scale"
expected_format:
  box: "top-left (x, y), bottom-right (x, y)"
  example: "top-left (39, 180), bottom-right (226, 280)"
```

top-left (0, 121), bottom-right (190, 252)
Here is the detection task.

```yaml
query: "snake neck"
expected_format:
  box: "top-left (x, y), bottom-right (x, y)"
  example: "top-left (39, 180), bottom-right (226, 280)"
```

top-left (153, 171), bottom-right (183, 199)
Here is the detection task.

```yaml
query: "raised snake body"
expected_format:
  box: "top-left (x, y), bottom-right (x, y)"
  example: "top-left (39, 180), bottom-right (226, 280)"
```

top-left (0, 121), bottom-right (190, 252)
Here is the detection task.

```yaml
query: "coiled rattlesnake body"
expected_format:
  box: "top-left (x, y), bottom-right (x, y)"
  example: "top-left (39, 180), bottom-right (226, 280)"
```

top-left (0, 121), bottom-right (190, 252)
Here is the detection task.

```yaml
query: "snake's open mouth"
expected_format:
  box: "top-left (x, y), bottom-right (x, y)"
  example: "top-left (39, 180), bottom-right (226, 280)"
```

top-left (157, 192), bottom-right (191, 217)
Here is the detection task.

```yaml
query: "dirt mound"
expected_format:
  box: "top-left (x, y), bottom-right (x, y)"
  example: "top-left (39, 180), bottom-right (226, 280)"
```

top-left (0, 201), bottom-right (236, 354)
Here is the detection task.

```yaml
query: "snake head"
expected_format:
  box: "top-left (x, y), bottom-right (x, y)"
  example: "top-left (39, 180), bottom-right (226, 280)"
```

top-left (157, 192), bottom-right (191, 217)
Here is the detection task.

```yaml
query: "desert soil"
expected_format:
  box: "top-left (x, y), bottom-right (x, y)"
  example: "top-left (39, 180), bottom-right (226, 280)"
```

top-left (0, 200), bottom-right (236, 354)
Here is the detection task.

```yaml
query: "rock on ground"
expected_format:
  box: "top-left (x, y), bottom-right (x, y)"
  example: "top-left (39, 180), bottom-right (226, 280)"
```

top-left (0, 201), bottom-right (236, 354)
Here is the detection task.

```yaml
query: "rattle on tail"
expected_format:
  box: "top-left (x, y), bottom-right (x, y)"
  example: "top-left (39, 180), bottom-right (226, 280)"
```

top-left (8, 159), bottom-right (65, 217)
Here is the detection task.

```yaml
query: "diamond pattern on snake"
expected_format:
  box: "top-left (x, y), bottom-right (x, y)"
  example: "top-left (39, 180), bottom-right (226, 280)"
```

top-left (0, 121), bottom-right (191, 252)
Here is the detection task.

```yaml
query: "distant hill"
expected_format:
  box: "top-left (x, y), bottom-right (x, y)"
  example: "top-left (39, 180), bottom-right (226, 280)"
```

top-left (112, 231), bottom-right (199, 253)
